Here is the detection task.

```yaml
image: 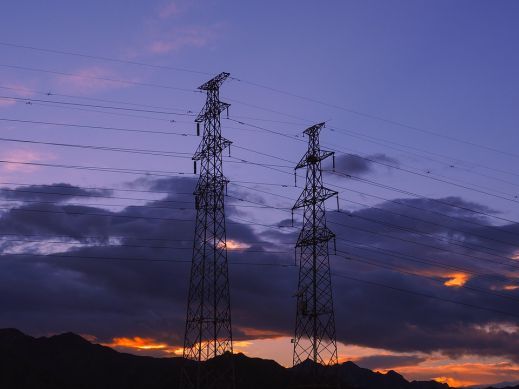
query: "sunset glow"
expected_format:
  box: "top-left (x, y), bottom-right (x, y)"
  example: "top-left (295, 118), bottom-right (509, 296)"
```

top-left (443, 273), bottom-right (470, 287)
top-left (2, 2), bottom-right (519, 387)
top-left (103, 337), bottom-right (170, 351)
top-left (218, 239), bottom-right (251, 250)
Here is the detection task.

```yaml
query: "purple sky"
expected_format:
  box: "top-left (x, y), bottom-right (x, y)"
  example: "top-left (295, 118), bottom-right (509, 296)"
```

top-left (1, 1), bottom-right (519, 386)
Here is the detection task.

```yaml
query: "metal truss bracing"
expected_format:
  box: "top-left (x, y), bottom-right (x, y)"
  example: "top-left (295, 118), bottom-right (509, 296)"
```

top-left (292, 123), bottom-right (339, 387)
top-left (180, 72), bottom-right (235, 389)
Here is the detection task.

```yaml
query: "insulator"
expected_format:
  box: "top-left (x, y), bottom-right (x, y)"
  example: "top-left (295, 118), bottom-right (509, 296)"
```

top-left (196, 122), bottom-right (200, 136)
top-left (332, 154), bottom-right (336, 171)
top-left (294, 171), bottom-right (297, 187)
top-left (336, 195), bottom-right (339, 211)
top-left (193, 161), bottom-right (197, 174)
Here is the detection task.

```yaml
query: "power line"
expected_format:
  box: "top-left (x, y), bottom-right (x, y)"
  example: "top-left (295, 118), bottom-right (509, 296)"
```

top-left (0, 41), bottom-right (213, 76)
top-left (230, 119), bottom-right (519, 205)
top-left (0, 84), bottom-right (192, 112)
top-left (0, 204), bottom-right (297, 230)
top-left (332, 271), bottom-right (519, 320)
top-left (0, 84), bottom-right (307, 127)
top-left (15, 181), bottom-right (518, 274)
top-left (0, 232), bottom-right (294, 245)
top-left (335, 250), bottom-right (519, 304)
top-left (0, 95), bottom-right (195, 117)
top-left (224, 145), bottom-right (519, 229)
top-left (231, 78), bottom-right (519, 162)
top-left (3, 40), bottom-right (517, 163)
top-left (7, 93), bottom-right (519, 207)
top-left (231, 183), bottom-right (519, 272)
top-left (4, 252), bottom-right (293, 267)
top-left (327, 125), bottom-right (519, 185)
top-left (0, 159), bottom-right (194, 178)
top-left (2, 245), bottom-right (518, 319)
top-left (0, 63), bottom-right (200, 93)
top-left (0, 117), bottom-right (196, 137)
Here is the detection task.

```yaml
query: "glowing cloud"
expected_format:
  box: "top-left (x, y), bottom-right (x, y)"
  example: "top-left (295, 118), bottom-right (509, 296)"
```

top-left (217, 239), bottom-right (251, 251)
top-left (433, 375), bottom-right (474, 388)
top-left (389, 356), bottom-right (519, 387)
top-left (103, 337), bottom-right (169, 351)
top-left (443, 272), bottom-right (469, 287)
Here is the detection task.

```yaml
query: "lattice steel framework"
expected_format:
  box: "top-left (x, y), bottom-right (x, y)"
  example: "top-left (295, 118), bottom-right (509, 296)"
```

top-left (180, 72), bottom-right (235, 389)
top-left (292, 122), bottom-right (339, 371)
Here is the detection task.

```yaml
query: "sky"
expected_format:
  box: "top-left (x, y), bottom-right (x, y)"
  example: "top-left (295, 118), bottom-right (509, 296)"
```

top-left (1, 0), bottom-right (519, 387)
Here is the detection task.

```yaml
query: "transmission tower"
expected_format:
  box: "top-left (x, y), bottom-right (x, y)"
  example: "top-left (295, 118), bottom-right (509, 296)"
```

top-left (180, 72), bottom-right (235, 389)
top-left (291, 122), bottom-right (339, 387)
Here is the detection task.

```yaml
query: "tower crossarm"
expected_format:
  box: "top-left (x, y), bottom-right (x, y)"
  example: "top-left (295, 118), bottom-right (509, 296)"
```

top-left (196, 101), bottom-right (231, 123)
top-left (192, 136), bottom-right (232, 161)
top-left (198, 71), bottom-right (230, 91)
top-left (292, 186), bottom-right (338, 210)
top-left (295, 149), bottom-right (334, 170)
top-left (295, 226), bottom-right (335, 248)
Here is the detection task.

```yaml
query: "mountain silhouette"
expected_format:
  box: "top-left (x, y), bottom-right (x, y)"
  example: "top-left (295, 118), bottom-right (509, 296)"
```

top-left (0, 328), bottom-right (501, 389)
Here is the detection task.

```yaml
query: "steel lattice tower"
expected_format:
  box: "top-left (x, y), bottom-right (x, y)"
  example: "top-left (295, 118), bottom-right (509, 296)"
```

top-left (180, 72), bottom-right (235, 389)
top-left (292, 122), bottom-right (339, 376)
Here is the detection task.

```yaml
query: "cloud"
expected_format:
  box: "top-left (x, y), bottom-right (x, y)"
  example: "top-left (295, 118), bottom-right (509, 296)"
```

top-left (393, 359), bottom-right (519, 387)
top-left (55, 66), bottom-right (134, 94)
top-left (1, 176), bottom-right (519, 385)
top-left (0, 83), bottom-right (36, 107)
top-left (148, 25), bottom-right (221, 54)
top-left (354, 354), bottom-right (426, 370)
top-left (158, 2), bottom-right (182, 19)
top-left (0, 183), bottom-right (112, 203)
top-left (0, 149), bottom-right (54, 173)
top-left (102, 336), bottom-right (180, 357)
top-left (0, 98), bottom-right (16, 107)
top-left (330, 153), bottom-right (399, 176)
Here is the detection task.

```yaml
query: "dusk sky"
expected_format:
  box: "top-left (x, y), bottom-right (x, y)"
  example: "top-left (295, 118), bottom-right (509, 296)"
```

top-left (1, 1), bottom-right (519, 387)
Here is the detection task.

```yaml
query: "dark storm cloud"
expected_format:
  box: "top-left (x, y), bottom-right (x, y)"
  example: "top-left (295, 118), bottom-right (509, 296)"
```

top-left (354, 355), bottom-right (426, 370)
top-left (1, 178), bottom-right (519, 364)
top-left (0, 183), bottom-right (112, 203)
top-left (328, 153), bottom-right (399, 175)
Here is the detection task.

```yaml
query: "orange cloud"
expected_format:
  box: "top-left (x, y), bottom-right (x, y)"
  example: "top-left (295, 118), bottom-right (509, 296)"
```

top-left (238, 327), bottom-right (286, 339)
top-left (104, 336), bottom-right (170, 351)
top-left (433, 375), bottom-right (475, 387)
top-left (443, 272), bottom-right (470, 287)
top-left (388, 359), bottom-right (519, 387)
top-left (217, 239), bottom-right (251, 251)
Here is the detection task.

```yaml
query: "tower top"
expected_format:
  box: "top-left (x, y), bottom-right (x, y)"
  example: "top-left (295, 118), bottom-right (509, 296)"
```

top-left (303, 122), bottom-right (326, 137)
top-left (198, 72), bottom-right (230, 91)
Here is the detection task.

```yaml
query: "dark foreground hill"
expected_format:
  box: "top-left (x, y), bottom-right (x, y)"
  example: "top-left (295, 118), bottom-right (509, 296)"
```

top-left (0, 328), bottom-right (483, 389)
